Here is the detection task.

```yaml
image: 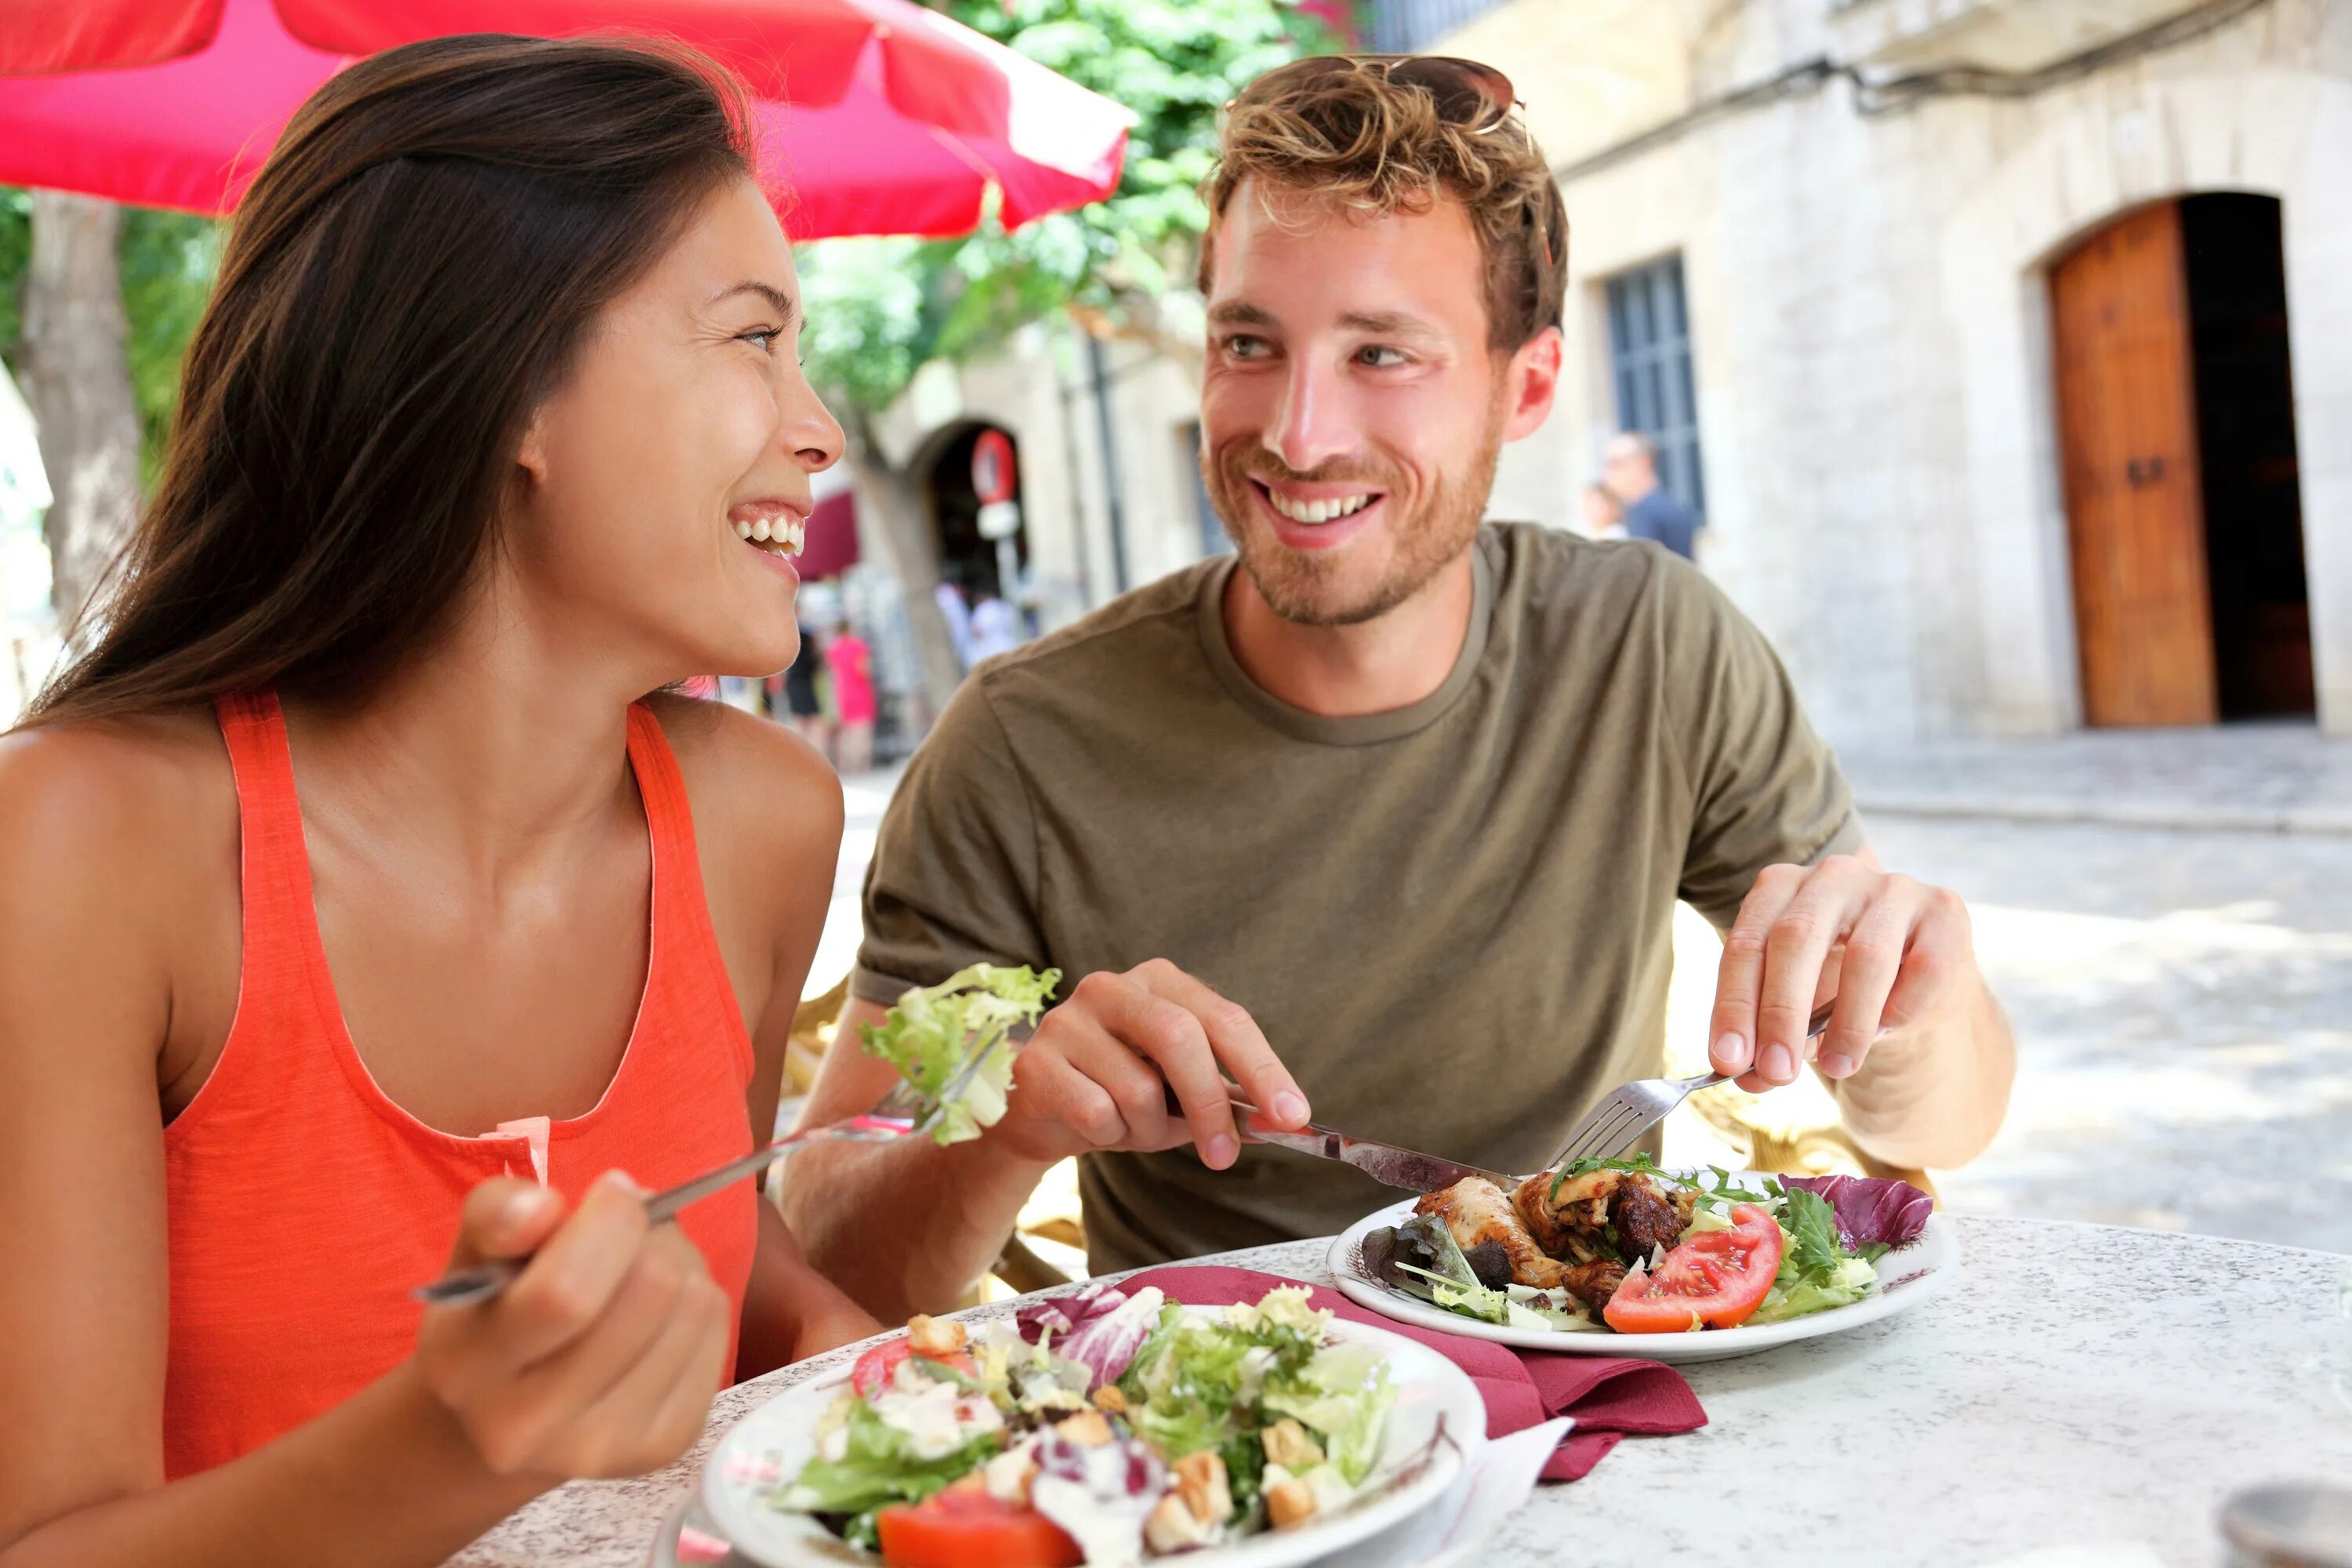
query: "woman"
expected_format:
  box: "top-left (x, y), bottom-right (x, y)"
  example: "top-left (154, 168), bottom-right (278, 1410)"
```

top-left (0, 36), bottom-right (883, 1567)
top-left (819, 619), bottom-right (876, 774)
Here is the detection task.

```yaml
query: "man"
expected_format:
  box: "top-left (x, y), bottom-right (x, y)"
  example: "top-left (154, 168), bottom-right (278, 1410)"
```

top-left (788, 56), bottom-right (2013, 1320)
top-left (1604, 430), bottom-right (1701, 561)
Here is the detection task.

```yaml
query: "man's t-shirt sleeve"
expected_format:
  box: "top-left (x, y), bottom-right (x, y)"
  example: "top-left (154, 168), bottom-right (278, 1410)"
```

top-left (1657, 556), bottom-right (1864, 928)
top-left (852, 677), bottom-right (1049, 1007)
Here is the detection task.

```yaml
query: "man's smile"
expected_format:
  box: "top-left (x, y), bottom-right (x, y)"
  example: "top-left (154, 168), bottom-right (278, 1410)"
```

top-left (1249, 477), bottom-right (1388, 551)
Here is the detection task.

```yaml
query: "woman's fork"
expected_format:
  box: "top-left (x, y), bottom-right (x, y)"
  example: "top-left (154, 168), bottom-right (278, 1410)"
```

top-left (412, 1044), bottom-right (996, 1308)
top-left (1541, 998), bottom-right (1837, 1171)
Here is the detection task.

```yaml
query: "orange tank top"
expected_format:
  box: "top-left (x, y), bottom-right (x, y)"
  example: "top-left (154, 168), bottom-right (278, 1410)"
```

top-left (162, 694), bottom-right (759, 1479)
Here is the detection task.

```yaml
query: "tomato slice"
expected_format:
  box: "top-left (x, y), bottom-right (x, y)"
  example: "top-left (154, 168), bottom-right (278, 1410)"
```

top-left (850, 1337), bottom-right (978, 1398)
top-left (876, 1484), bottom-right (1083, 1568)
top-left (1603, 1202), bottom-right (1784, 1333)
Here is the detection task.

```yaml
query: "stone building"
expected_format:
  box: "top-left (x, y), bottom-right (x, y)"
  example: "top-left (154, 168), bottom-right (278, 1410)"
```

top-left (1445, 0), bottom-right (2351, 740)
top-left (844, 0), bottom-right (2350, 746)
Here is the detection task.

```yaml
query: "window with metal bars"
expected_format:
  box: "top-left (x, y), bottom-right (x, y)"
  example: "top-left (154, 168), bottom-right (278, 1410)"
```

top-left (1604, 255), bottom-right (1706, 517)
top-left (1362, 0), bottom-right (1512, 54)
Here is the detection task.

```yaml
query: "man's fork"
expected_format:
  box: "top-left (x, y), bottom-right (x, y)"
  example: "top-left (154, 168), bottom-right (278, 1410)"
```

top-left (413, 1040), bottom-right (1000, 1308)
top-left (1541, 998), bottom-right (1837, 1170)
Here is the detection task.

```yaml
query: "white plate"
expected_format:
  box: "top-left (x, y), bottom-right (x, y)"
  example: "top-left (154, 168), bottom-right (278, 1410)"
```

top-left (701, 1307), bottom-right (1486, 1568)
top-left (1327, 1178), bottom-right (1960, 1364)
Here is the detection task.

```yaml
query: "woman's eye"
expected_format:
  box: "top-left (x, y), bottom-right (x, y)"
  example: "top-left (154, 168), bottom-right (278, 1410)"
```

top-left (738, 327), bottom-right (779, 354)
top-left (1359, 345), bottom-right (1409, 368)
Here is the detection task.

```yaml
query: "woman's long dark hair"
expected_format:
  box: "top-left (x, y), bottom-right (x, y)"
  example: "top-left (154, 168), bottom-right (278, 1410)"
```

top-left (29, 34), bottom-right (755, 724)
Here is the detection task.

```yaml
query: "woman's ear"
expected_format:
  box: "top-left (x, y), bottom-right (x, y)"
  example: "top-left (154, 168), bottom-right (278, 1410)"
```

top-left (514, 403), bottom-right (551, 488)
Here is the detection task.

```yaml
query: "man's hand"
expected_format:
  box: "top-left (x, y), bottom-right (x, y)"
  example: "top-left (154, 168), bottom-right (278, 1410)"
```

top-left (990, 958), bottom-right (1311, 1170)
top-left (1707, 851), bottom-right (1979, 1091)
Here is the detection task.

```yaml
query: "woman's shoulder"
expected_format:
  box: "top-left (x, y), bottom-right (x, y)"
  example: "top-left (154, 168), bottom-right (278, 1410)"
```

top-left (0, 708), bottom-right (233, 860)
top-left (0, 708), bottom-right (237, 971)
top-left (640, 691), bottom-right (844, 845)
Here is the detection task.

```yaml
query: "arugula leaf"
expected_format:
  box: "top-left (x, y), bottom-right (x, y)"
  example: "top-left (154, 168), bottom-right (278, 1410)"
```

top-left (858, 964), bottom-right (1059, 1144)
top-left (1778, 1183), bottom-right (1846, 1283)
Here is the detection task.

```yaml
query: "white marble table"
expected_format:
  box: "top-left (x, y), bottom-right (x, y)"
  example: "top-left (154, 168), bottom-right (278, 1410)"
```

top-left (450, 1218), bottom-right (2350, 1568)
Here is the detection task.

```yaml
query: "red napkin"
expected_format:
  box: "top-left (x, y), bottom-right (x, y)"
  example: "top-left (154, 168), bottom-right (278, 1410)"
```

top-left (1116, 1265), bottom-right (1705, 1482)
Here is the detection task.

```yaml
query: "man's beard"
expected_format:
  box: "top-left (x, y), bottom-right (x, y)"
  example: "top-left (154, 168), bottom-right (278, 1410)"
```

top-left (1204, 413), bottom-right (1504, 629)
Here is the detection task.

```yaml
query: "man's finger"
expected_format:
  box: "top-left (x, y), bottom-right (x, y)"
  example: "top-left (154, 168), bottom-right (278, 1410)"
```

top-left (1710, 864), bottom-right (1803, 1078)
top-left (1752, 858), bottom-right (1874, 1087)
top-left (1011, 1046), bottom-right (1124, 1152)
top-left (1878, 887), bottom-right (1970, 1036)
top-left (1135, 960), bottom-right (1307, 1131)
top-left (1815, 884), bottom-right (1917, 1080)
top-left (1058, 1003), bottom-right (1184, 1151)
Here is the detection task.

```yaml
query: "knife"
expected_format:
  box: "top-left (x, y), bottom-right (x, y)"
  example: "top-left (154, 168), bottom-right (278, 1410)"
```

top-left (1231, 1100), bottom-right (1518, 1195)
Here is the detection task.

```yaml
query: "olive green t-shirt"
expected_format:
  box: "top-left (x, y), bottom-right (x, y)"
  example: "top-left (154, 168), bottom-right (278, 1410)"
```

top-left (854, 524), bottom-right (1861, 1274)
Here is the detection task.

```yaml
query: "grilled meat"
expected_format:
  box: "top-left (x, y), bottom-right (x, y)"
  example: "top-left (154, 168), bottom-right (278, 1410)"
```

top-left (1414, 1177), bottom-right (1568, 1290)
top-left (1610, 1178), bottom-right (1683, 1263)
top-left (1558, 1259), bottom-right (1629, 1312)
top-left (1513, 1165), bottom-right (1697, 1265)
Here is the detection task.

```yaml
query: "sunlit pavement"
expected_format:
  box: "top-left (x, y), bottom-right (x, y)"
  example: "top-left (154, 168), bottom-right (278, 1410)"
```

top-left (812, 749), bottom-right (2352, 1256)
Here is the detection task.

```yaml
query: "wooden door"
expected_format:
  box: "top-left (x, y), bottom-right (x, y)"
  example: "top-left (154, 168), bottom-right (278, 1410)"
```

top-left (2050, 200), bottom-right (2218, 727)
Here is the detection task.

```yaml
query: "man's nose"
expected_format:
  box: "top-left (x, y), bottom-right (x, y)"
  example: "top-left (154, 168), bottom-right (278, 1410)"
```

top-left (1264, 358), bottom-right (1356, 473)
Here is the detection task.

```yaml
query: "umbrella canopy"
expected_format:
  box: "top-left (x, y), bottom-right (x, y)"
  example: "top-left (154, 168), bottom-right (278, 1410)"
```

top-left (0, 0), bottom-right (1128, 238)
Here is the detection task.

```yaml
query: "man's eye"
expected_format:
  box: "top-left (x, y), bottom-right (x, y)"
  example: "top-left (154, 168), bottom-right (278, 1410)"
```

top-left (1358, 345), bottom-right (1410, 368)
top-left (1223, 334), bottom-right (1270, 360)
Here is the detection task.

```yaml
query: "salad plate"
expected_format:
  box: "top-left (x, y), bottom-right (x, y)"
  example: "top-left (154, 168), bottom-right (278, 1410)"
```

top-left (1328, 1168), bottom-right (1960, 1365)
top-left (701, 1296), bottom-right (1485, 1568)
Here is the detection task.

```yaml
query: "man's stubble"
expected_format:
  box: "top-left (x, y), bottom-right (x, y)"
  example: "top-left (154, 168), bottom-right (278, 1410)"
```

top-left (1205, 395), bottom-right (1506, 630)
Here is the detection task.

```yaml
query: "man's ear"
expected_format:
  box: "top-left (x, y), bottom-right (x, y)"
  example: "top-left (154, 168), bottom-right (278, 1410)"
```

top-left (1501, 326), bottom-right (1563, 443)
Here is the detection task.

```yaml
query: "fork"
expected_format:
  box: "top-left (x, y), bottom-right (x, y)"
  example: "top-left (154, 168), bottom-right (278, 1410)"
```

top-left (412, 1041), bottom-right (999, 1308)
top-left (1541, 998), bottom-right (1838, 1170)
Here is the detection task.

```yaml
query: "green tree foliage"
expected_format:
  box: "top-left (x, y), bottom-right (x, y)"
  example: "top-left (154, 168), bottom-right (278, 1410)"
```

top-left (797, 0), bottom-right (1329, 413)
top-left (0, 189), bottom-right (222, 486)
top-left (117, 209), bottom-right (223, 486)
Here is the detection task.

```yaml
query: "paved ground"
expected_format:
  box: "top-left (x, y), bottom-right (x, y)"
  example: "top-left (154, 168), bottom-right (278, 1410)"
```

top-left (1838, 720), bottom-right (2352, 834)
top-left (815, 735), bottom-right (2352, 1258)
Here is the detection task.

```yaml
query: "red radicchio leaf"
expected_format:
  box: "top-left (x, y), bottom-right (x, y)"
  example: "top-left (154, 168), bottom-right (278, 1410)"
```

top-left (1783, 1174), bottom-right (1933, 1251)
top-left (1014, 1283), bottom-right (1163, 1390)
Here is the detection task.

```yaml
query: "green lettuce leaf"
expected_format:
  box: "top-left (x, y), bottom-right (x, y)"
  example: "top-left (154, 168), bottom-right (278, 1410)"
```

top-left (778, 1399), bottom-right (1001, 1515)
top-left (1260, 1341), bottom-right (1392, 1486)
top-left (858, 964), bottom-right (1059, 1144)
top-left (1748, 1256), bottom-right (1878, 1324)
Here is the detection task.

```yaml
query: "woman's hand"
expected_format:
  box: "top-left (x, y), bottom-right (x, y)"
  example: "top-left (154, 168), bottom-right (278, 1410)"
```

top-left (415, 1172), bottom-right (732, 1482)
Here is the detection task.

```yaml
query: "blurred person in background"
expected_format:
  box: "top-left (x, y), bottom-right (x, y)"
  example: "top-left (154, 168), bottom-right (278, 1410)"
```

top-left (774, 622), bottom-right (830, 754)
top-left (822, 618), bottom-right (876, 772)
top-left (933, 574), bottom-right (974, 671)
top-left (791, 53), bottom-right (2013, 1319)
top-left (1578, 478), bottom-right (1626, 540)
top-left (0, 38), bottom-right (879, 1568)
top-left (1603, 430), bottom-right (1700, 561)
top-left (964, 578), bottom-right (1022, 663)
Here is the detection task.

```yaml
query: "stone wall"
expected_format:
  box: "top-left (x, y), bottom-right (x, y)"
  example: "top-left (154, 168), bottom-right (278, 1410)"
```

top-left (1457, 0), bottom-right (2352, 740)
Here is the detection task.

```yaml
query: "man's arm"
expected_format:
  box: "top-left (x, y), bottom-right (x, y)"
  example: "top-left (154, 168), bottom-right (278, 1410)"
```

top-left (1706, 844), bottom-right (2016, 1170)
top-left (782, 998), bottom-right (1059, 1323)
top-left (784, 964), bottom-right (1312, 1325)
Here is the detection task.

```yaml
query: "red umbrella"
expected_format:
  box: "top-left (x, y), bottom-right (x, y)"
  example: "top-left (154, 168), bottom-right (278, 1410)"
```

top-left (0, 0), bottom-right (1128, 238)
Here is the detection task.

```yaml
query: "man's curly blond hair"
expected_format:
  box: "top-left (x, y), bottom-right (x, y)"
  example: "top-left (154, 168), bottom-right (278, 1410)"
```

top-left (1199, 58), bottom-right (1568, 350)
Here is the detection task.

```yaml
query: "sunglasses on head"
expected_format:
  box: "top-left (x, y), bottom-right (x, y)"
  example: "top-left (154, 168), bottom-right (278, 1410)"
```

top-left (1239, 54), bottom-right (1520, 135)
